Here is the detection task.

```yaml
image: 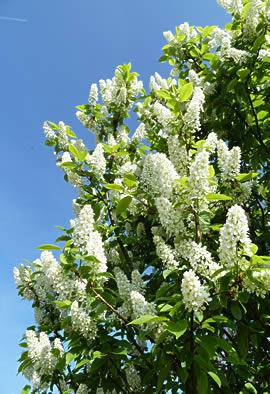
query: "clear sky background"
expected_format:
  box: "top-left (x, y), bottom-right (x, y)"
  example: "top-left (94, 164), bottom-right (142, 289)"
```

top-left (0, 0), bottom-right (228, 392)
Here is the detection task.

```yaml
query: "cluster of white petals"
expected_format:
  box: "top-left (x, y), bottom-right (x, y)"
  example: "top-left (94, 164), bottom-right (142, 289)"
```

top-left (181, 269), bottom-right (211, 312)
top-left (219, 205), bottom-right (252, 267)
top-left (183, 87), bottom-right (205, 133)
top-left (177, 240), bottom-right (220, 277)
top-left (217, 0), bottom-right (243, 15)
top-left (153, 101), bottom-right (174, 127)
top-left (140, 153), bottom-right (178, 198)
top-left (217, 140), bottom-right (241, 180)
top-left (167, 135), bottom-right (189, 175)
top-left (71, 301), bottom-right (97, 341)
top-left (86, 143), bottom-right (106, 177)
top-left (130, 290), bottom-right (156, 318)
top-left (24, 330), bottom-right (64, 388)
top-left (72, 204), bottom-right (107, 273)
top-left (88, 83), bottom-right (99, 104)
top-left (153, 235), bottom-right (179, 269)
top-left (189, 150), bottom-right (212, 200)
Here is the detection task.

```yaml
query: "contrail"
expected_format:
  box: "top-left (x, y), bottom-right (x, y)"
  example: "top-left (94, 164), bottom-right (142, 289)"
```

top-left (0, 16), bottom-right (28, 23)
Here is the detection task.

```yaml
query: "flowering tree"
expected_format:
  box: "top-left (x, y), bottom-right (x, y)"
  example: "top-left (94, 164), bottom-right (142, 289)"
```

top-left (15, 1), bottom-right (270, 393)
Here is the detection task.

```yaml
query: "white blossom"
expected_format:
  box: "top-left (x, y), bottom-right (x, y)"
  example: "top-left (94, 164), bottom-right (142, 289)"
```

top-left (153, 101), bottom-right (173, 127)
top-left (181, 269), bottom-right (211, 312)
top-left (132, 123), bottom-right (146, 141)
top-left (88, 83), bottom-right (98, 104)
top-left (219, 205), bottom-right (252, 267)
top-left (217, 140), bottom-right (241, 180)
top-left (71, 301), bottom-right (97, 341)
top-left (217, 0), bottom-right (243, 15)
top-left (86, 143), bottom-right (106, 177)
top-left (154, 235), bottom-right (179, 269)
top-left (163, 30), bottom-right (175, 42)
top-left (167, 135), bottom-right (190, 175)
top-left (183, 87), bottom-right (205, 133)
top-left (176, 240), bottom-right (220, 277)
top-left (189, 149), bottom-right (212, 200)
top-left (72, 204), bottom-right (107, 273)
top-left (140, 153), bottom-right (178, 198)
top-left (130, 290), bottom-right (156, 318)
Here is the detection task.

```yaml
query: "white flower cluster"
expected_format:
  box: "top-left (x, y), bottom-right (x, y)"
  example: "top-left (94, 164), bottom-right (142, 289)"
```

top-left (217, 140), bottom-right (241, 180)
top-left (209, 27), bottom-right (249, 64)
top-left (24, 330), bottom-right (64, 389)
top-left (155, 196), bottom-right (185, 238)
top-left (153, 235), bottom-right (179, 269)
top-left (163, 30), bottom-right (175, 42)
top-left (178, 22), bottom-right (197, 42)
top-left (150, 72), bottom-right (169, 91)
top-left (76, 110), bottom-right (91, 128)
top-left (71, 301), bottom-right (97, 341)
top-left (140, 153), bottom-right (178, 198)
top-left (98, 69), bottom-right (143, 110)
top-left (43, 121), bottom-right (70, 149)
top-left (130, 290), bottom-right (156, 318)
top-left (153, 101), bottom-right (174, 128)
top-left (88, 83), bottom-right (99, 105)
top-left (167, 135), bottom-right (190, 176)
top-left (125, 364), bottom-right (141, 392)
top-left (86, 143), bottom-right (106, 177)
top-left (243, 268), bottom-right (270, 297)
top-left (217, 0), bottom-right (243, 15)
top-left (189, 149), bottom-right (212, 200)
top-left (244, 0), bottom-right (263, 37)
top-left (13, 265), bottom-right (33, 300)
top-left (219, 205), bottom-right (252, 267)
top-left (114, 268), bottom-right (153, 319)
top-left (181, 269), bottom-right (211, 312)
top-left (132, 123), bottom-right (146, 141)
top-left (183, 87), bottom-right (205, 133)
top-left (176, 240), bottom-right (220, 277)
top-left (72, 204), bottom-right (107, 273)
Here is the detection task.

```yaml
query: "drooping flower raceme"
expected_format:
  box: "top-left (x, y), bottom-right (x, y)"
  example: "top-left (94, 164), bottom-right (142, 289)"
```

top-left (181, 269), bottom-right (211, 313)
top-left (71, 301), bottom-right (97, 341)
top-left (183, 87), bottom-right (205, 133)
top-left (140, 153), bottom-right (178, 198)
top-left (219, 204), bottom-right (252, 267)
top-left (72, 204), bottom-right (107, 273)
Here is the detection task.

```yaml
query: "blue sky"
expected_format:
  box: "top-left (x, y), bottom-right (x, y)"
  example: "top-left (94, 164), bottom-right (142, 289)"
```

top-left (0, 0), bottom-right (228, 392)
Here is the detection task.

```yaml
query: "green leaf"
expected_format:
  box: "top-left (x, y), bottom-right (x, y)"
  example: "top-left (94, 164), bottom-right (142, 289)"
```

top-left (37, 244), bottom-right (61, 251)
top-left (206, 193), bottom-right (232, 201)
top-left (104, 183), bottom-right (124, 191)
top-left (179, 82), bottom-right (193, 102)
top-left (75, 358), bottom-right (90, 370)
top-left (65, 352), bottom-right (76, 365)
top-left (123, 174), bottom-right (137, 189)
top-left (208, 371), bottom-right (221, 388)
top-left (54, 300), bottom-right (72, 309)
top-left (69, 143), bottom-right (79, 157)
top-left (231, 302), bottom-right (242, 320)
top-left (21, 385), bottom-right (31, 394)
top-left (244, 383), bottom-right (257, 393)
top-left (197, 371), bottom-right (209, 394)
top-left (164, 319), bottom-right (187, 339)
top-left (129, 315), bottom-right (169, 325)
top-left (116, 196), bottom-right (132, 215)
top-left (235, 173), bottom-right (258, 182)
top-left (237, 68), bottom-right (250, 81)
top-left (250, 243), bottom-right (258, 255)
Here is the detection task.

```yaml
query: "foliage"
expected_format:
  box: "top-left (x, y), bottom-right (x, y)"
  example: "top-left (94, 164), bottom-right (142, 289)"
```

top-left (15, 1), bottom-right (270, 393)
